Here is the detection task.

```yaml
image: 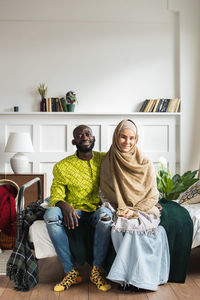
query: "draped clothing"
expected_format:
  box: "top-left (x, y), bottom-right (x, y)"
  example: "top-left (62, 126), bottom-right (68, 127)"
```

top-left (100, 119), bottom-right (169, 291)
top-left (100, 120), bottom-right (159, 218)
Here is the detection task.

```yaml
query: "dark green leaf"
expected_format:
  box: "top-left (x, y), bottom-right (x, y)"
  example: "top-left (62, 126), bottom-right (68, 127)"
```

top-left (172, 174), bottom-right (181, 185)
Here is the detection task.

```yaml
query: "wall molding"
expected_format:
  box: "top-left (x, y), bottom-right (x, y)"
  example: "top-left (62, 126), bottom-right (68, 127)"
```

top-left (0, 113), bottom-right (180, 195)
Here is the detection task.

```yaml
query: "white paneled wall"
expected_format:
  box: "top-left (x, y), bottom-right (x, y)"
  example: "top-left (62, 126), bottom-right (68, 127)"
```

top-left (0, 113), bottom-right (180, 196)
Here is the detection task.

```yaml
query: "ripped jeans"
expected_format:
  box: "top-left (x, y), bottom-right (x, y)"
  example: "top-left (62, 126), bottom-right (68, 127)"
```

top-left (43, 206), bottom-right (113, 273)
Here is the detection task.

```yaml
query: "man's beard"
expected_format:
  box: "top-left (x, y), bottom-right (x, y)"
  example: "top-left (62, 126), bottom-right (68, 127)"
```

top-left (75, 140), bottom-right (95, 153)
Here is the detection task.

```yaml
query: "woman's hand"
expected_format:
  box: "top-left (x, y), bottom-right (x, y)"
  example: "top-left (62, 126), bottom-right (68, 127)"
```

top-left (123, 208), bottom-right (136, 218)
top-left (156, 203), bottom-right (163, 211)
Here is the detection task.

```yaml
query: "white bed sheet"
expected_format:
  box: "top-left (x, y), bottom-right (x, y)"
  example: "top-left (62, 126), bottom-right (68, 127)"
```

top-left (29, 220), bottom-right (57, 259)
top-left (181, 202), bottom-right (200, 248)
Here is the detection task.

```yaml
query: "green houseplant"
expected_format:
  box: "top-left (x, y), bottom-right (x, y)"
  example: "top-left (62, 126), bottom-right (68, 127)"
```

top-left (156, 157), bottom-right (199, 200)
top-left (66, 91), bottom-right (77, 112)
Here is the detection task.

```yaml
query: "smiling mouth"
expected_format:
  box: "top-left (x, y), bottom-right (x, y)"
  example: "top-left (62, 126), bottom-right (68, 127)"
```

top-left (81, 141), bottom-right (90, 146)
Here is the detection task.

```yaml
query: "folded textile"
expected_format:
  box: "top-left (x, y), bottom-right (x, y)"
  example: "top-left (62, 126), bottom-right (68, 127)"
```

top-left (159, 198), bottom-right (193, 283)
top-left (6, 202), bottom-right (45, 291)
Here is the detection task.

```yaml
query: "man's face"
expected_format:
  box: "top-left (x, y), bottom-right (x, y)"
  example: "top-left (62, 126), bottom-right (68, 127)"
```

top-left (73, 126), bottom-right (95, 153)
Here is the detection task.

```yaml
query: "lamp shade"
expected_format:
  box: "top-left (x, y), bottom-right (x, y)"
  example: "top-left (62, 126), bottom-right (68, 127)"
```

top-left (5, 132), bottom-right (34, 153)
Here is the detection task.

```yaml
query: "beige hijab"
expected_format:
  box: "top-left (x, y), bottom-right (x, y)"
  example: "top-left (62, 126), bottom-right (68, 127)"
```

top-left (100, 119), bottom-right (159, 217)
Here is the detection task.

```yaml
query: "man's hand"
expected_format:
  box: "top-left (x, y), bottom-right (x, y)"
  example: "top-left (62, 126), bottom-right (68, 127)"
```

top-left (56, 201), bottom-right (80, 229)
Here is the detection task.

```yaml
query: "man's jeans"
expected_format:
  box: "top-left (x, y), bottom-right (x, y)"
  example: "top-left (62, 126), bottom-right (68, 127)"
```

top-left (44, 206), bottom-right (113, 273)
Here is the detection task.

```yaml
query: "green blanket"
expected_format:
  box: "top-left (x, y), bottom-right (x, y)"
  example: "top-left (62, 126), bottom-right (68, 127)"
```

top-left (66, 198), bottom-right (193, 283)
top-left (159, 198), bottom-right (193, 282)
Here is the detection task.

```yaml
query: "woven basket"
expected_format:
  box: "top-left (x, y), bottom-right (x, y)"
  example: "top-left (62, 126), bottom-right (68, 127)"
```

top-left (0, 231), bottom-right (16, 249)
top-left (0, 179), bottom-right (19, 249)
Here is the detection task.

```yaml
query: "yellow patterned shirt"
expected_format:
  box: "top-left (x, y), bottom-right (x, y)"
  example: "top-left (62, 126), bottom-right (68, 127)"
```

top-left (50, 151), bottom-right (106, 211)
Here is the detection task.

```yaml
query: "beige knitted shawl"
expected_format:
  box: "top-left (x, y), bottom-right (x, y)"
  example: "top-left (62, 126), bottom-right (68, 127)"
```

top-left (100, 119), bottom-right (159, 217)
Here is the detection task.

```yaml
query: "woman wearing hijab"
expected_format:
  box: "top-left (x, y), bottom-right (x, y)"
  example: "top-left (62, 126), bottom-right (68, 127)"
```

top-left (100, 119), bottom-right (170, 291)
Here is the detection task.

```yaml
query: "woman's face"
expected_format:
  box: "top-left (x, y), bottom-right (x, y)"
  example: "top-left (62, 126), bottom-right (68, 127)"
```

top-left (118, 128), bottom-right (136, 152)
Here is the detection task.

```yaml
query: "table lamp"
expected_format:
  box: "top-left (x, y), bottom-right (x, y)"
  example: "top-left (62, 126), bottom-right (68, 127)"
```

top-left (5, 132), bottom-right (34, 174)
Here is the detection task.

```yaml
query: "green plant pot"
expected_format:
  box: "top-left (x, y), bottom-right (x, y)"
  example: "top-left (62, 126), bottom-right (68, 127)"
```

top-left (67, 104), bottom-right (75, 112)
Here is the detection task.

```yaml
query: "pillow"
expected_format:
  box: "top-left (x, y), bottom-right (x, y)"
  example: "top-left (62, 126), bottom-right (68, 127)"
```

top-left (178, 180), bottom-right (200, 204)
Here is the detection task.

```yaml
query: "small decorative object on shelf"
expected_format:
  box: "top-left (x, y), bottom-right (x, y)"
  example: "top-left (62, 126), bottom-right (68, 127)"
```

top-left (14, 106), bottom-right (19, 112)
top-left (38, 83), bottom-right (48, 112)
top-left (66, 91), bottom-right (77, 112)
top-left (139, 98), bottom-right (181, 113)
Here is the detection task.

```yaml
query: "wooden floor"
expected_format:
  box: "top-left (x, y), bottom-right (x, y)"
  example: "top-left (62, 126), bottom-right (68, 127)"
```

top-left (1, 247), bottom-right (200, 300)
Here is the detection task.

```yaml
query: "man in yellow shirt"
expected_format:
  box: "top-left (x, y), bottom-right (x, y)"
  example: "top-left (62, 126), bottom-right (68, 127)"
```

top-left (44, 125), bottom-right (113, 292)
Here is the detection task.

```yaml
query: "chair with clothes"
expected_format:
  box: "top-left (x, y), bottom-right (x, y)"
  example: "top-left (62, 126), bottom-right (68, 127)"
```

top-left (6, 177), bottom-right (45, 291)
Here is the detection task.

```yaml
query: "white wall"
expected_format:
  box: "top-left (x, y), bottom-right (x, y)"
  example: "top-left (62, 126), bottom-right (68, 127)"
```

top-left (0, 0), bottom-right (176, 113)
top-left (167, 0), bottom-right (200, 172)
top-left (0, 0), bottom-right (200, 172)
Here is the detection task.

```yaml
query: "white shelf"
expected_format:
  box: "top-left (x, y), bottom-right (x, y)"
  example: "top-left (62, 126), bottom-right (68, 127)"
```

top-left (0, 112), bottom-right (181, 116)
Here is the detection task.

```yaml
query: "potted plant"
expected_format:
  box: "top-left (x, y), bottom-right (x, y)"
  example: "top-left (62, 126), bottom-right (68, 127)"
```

top-left (38, 83), bottom-right (48, 112)
top-left (156, 157), bottom-right (199, 200)
top-left (66, 91), bottom-right (77, 112)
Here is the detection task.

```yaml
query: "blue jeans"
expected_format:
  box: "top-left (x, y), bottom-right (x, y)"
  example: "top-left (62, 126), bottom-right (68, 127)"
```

top-left (43, 206), bottom-right (113, 273)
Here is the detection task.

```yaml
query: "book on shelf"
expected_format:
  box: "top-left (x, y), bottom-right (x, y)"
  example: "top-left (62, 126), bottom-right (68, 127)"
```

top-left (152, 98), bottom-right (160, 112)
top-left (139, 99), bottom-right (148, 112)
top-left (144, 99), bottom-right (153, 112)
top-left (159, 99), bottom-right (164, 112)
top-left (177, 99), bottom-right (181, 112)
top-left (48, 98), bottom-right (52, 112)
top-left (139, 98), bottom-right (181, 113)
top-left (139, 99), bottom-right (159, 112)
top-left (45, 98), bottom-right (51, 112)
top-left (167, 98), bottom-right (180, 112)
top-left (58, 98), bottom-right (64, 112)
top-left (55, 98), bottom-right (59, 112)
top-left (155, 99), bottom-right (163, 112)
top-left (51, 98), bottom-right (60, 112)
top-left (150, 98), bottom-right (161, 112)
top-left (51, 98), bottom-right (56, 112)
top-left (149, 99), bottom-right (156, 112)
top-left (160, 99), bottom-right (170, 112)
top-left (174, 98), bottom-right (181, 112)
top-left (61, 97), bottom-right (68, 112)
top-left (147, 99), bottom-right (156, 112)
top-left (167, 99), bottom-right (176, 112)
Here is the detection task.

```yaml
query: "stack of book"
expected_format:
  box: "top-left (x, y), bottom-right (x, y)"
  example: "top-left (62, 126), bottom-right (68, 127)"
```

top-left (40, 97), bottom-right (68, 112)
top-left (139, 98), bottom-right (181, 113)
